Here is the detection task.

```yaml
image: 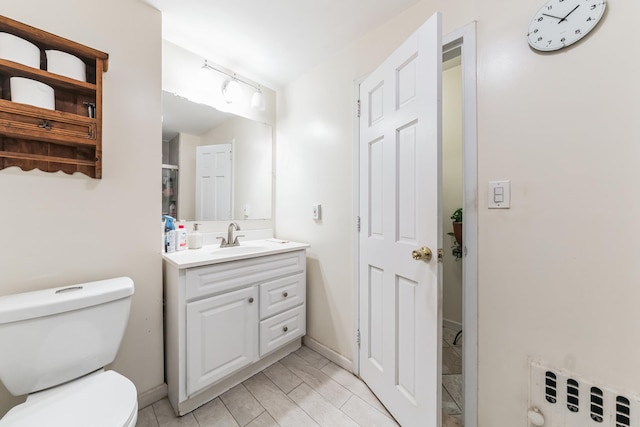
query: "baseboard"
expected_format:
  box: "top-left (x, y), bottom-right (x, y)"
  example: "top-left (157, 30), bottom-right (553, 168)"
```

top-left (302, 336), bottom-right (353, 372)
top-left (443, 318), bottom-right (462, 333)
top-left (138, 382), bottom-right (168, 410)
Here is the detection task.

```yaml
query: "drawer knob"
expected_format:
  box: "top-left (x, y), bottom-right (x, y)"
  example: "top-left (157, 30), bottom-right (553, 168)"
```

top-left (248, 297), bottom-right (254, 303)
top-left (283, 291), bottom-right (288, 298)
top-left (283, 326), bottom-right (288, 332)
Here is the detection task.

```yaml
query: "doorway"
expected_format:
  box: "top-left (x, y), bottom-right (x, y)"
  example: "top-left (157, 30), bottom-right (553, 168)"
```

top-left (441, 43), bottom-right (464, 424)
top-left (353, 21), bottom-right (477, 427)
top-left (442, 23), bottom-right (478, 427)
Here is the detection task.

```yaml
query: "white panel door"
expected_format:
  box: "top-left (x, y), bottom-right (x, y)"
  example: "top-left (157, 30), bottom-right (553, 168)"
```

top-left (359, 13), bottom-right (442, 427)
top-left (186, 286), bottom-right (258, 396)
top-left (195, 143), bottom-right (232, 221)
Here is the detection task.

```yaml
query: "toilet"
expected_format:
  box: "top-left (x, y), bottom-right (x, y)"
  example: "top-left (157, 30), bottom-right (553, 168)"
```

top-left (0, 277), bottom-right (138, 427)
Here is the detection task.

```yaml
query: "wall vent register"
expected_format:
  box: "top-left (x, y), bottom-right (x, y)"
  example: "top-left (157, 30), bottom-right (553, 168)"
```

top-left (531, 361), bottom-right (639, 426)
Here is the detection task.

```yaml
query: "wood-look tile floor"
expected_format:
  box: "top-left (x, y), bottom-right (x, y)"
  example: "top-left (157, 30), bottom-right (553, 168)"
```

top-left (139, 331), bottom-right (463, 427)
top-left (442, 327), bottom-right (464, 426)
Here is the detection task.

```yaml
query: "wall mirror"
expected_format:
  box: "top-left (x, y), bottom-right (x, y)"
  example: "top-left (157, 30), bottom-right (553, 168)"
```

top-left (161, 90), bottom-right (273, 221)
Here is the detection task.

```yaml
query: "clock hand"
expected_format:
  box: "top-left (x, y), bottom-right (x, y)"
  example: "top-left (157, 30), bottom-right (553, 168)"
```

top-left (559, 4), bottom-right (580, 23)
top-left (542, 13), bottom-right (564, 20)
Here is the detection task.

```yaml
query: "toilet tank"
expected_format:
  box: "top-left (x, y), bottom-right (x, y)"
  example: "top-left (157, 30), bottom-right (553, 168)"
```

top-left (0, 277), bottom-right (134, 396)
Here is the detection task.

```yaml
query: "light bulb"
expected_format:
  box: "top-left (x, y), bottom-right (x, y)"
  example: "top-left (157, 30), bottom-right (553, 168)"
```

top-left (222, 80), bottom-right (241, 104)
top-left (251, 90), bottom-right (265, 111)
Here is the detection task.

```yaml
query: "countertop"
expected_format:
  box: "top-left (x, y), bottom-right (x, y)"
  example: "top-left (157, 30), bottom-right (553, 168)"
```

top-left (162, 239), bottom-right (309, 269)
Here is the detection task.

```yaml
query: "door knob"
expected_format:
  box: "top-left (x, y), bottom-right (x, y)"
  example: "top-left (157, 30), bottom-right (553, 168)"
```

top-left (248, 297), bottom-right (254, 303)
top-left (412, 246), bottom-right (432, 262)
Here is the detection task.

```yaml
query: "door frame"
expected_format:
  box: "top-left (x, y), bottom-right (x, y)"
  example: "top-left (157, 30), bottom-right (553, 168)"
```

top-left (352, 21), bottom-right (478, 427)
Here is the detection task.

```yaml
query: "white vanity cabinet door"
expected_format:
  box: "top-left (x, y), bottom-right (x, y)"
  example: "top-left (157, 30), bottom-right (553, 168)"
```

top-left (259, 304), bottom-right (306, 357)
top-left (186, 286), bottom-right (258, 396)
top-left (259, 273), bottom-right (305, 320)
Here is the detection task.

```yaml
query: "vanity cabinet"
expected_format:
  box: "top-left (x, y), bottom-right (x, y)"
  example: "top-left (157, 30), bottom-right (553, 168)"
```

top-left (163, 244), bottom-right (307, 416)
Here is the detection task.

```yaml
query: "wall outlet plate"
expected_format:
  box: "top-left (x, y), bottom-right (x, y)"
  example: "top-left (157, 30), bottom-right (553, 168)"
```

top-left (312, 204), bottom-right (321, 220)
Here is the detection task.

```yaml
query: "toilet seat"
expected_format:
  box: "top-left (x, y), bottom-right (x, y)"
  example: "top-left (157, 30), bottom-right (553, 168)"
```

top-left (0, 370), bottom-right (138, 427)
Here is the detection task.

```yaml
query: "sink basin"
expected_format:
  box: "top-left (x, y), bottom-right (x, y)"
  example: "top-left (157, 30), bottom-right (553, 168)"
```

top-left (211, 245), bottom-right (269, 256)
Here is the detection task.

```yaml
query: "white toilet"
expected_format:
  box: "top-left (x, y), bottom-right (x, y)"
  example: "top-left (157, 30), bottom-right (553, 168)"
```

top-left (0, 277), bottom-right (138, 427)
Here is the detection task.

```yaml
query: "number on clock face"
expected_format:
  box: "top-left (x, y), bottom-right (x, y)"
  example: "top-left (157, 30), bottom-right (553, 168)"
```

top-left (527, 0), bottom-right (606, 51)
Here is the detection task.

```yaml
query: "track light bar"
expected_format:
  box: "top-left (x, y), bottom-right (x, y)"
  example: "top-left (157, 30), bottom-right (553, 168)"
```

top-left (202, 60), bottom-right (261, 92)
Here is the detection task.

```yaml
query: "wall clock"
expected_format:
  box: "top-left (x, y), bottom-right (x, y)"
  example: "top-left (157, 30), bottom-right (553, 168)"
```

top-left (527, 0), bottom-right (606, 51)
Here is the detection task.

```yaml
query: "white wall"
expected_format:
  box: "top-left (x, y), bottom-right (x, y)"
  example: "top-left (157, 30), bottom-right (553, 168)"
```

top-left (276, 0), bottom-right (640, 424)
top-left (442, 64), bottom-right (463, 326)
top-left (0, 0), bottom-right (163, 416)
top-left (276, 47), bottom-right (357, 357)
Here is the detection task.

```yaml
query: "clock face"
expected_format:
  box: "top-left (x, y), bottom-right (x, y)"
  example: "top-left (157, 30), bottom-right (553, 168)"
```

top-left (527, 0), bottom-right (606, 51)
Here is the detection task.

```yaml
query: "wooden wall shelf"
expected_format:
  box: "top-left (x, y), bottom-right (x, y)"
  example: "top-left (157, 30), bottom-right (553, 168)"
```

top-left (0, 15), bottom-right (108, 178)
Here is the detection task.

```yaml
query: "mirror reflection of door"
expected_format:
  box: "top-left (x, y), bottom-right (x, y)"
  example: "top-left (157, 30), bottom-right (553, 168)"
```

top-left (195, 143), bottom-right (232, 221)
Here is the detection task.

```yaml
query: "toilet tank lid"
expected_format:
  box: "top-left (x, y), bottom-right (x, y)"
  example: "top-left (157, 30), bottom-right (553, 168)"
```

top-left (0, 277), bottom-right (134, 324)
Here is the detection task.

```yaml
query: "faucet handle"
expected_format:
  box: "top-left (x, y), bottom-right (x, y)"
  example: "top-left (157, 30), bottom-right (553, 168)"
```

top-left (216, 236), bottom-right (228, 247)
top-left (233, 235), bottom-right (245, 244)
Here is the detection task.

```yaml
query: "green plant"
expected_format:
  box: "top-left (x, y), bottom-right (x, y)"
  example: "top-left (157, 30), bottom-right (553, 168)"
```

top-left (450, 208), bottom-right (463, 223)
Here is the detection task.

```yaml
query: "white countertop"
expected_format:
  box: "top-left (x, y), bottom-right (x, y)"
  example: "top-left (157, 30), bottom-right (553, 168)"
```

top-left (162, 239), bottom-right (309, 269)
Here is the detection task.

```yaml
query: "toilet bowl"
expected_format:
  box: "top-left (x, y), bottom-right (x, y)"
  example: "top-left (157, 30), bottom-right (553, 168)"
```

top-left (0, 371), bottom-right (137, 427)
top-left (0, 277), bottom-right (138, 427)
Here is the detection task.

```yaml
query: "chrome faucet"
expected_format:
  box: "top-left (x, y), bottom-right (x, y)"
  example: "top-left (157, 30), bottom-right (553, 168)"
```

top-left (217, 222), bottom-right (243, 248)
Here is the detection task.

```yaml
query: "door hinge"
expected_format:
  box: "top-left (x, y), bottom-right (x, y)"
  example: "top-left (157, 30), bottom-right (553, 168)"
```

top-left (356, 329), bottom-right (361, 347)
top-left (356, 99), bottom-right (361, 118)
top-left (437, 248), bottom-right (444, 263)
top-left (356, 216), bottom-right (361, 232)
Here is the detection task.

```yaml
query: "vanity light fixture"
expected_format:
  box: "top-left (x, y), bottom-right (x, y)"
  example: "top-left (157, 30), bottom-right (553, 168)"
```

top-left (202, 60), bottom-right (265, 110)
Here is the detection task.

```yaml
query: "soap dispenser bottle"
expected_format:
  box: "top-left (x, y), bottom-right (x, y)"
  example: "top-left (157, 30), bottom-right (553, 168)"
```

top-left (187, 223), bottom-right (203, 249)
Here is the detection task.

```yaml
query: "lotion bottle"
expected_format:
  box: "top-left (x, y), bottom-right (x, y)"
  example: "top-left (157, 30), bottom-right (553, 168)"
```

top-left (187, 223), bottom-right (203, 249)
top-left (176, 221), bottom-right (187, 251)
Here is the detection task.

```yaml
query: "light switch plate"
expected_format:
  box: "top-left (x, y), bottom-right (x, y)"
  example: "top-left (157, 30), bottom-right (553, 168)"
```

top-left (312, 204), bottom-right (321, 220)
top-left (488, 180), bottom-right (510, 209)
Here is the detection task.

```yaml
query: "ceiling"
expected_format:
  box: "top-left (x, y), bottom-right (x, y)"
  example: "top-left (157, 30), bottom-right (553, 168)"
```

top-left (143, 0), bottom-right (421, 89)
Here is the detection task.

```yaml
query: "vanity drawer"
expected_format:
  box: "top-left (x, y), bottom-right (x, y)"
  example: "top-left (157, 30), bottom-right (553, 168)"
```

top-left (186, 250), bottom-right (306, 301)
top-left (259, 273), bottom-right (305, 320)
top-left (259, 304), bottom-right (305, 357)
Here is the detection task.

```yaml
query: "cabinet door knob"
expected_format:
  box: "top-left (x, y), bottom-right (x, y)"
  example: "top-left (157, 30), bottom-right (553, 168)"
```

top-left (283, 326), bottom-right (288, 332)
top-left (283, 291), bottom-right (288, 298)
top-left (248, 297), bottom-right (254, 303)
